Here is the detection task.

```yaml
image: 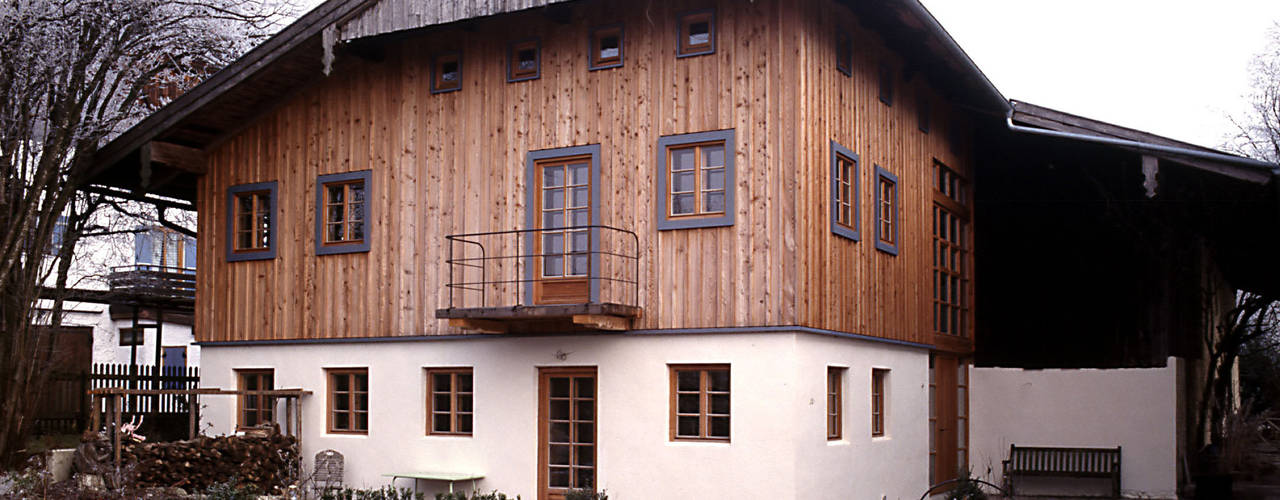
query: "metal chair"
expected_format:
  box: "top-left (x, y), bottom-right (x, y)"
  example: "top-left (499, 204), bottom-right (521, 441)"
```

top-left (313, 449), bottom-right (345, 496)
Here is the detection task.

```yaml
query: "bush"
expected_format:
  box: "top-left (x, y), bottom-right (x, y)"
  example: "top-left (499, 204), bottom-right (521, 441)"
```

top-left (435, 490), bottom-right (520, 500)
top-left (564, 488), bottom-right (608, 500)
top-left (323, 485), bottom-right (425, 500)
top-left (204, 477), bottom-right (261, 500)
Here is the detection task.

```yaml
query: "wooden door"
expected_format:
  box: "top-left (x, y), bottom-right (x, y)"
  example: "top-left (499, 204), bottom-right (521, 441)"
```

top-left (538, 367), bottom-right (597, 500)
top-left (534, 157), bottom-right (592, 304)
top-left (930, 354), bottom-right (970, 487)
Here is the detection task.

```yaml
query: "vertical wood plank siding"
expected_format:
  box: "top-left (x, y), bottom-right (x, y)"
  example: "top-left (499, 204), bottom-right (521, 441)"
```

top-left (197, 0), bottom-right (973, 344)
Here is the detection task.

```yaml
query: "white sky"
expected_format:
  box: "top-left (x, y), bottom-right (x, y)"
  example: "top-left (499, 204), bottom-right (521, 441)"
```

top-left (920, 0), bottom-right (1280, 150)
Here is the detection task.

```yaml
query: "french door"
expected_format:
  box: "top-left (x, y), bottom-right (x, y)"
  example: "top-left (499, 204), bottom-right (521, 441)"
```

top-left (533, 156), bottom-right (592, 304)
top-left (537, 367), bottom-right (597, 500)
top-left (929, 354), bottom-right (970, 488)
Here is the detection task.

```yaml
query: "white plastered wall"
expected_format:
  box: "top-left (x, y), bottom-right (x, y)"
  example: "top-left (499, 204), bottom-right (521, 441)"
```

top-left (969, 357), bottom-right (1182, 499)
top-left (98, 319), bottom-right (199, 368)
top-left (200, 331), bottom-right (928, 500)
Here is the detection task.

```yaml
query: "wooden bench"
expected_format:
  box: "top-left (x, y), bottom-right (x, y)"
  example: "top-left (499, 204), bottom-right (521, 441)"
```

top-left (384, 471), bottom-right (484, 494)
top-left (1003, 444), bottom-right (1121, 498)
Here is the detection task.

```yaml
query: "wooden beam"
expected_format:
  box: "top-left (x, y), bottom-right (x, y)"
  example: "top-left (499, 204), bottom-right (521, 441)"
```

top-left (448, 318), bottom-right (508, 333)
top-left (572, 314), bottom-right (630, 331)
top-left (143, 141), bottom-right (207, 174)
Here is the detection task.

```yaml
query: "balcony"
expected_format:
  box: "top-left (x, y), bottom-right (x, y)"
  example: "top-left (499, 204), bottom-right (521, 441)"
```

top-left (105, 265), bottom-right (196, 307)
top-left (435, 225), bottom-right (642, 333)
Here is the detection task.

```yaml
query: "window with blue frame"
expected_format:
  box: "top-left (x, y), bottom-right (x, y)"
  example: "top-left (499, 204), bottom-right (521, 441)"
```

top-left (874, 166), bottom-right (900, 255)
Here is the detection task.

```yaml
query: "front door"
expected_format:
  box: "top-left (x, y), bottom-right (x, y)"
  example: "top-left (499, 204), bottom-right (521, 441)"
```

top-left (161, 346), bottom-right (187, 388)
top-left (533, 156), bottom-right (592, 304)
top-left (538, 367), bottom-right (597, 500)
top-left (930, 354), bottom-right (970, 487)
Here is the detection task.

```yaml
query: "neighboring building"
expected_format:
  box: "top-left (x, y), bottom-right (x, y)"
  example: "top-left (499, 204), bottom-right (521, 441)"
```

top-left (82, 0), bottom-right (1279, 499)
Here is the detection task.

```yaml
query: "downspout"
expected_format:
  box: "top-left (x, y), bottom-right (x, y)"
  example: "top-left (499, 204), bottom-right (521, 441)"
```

top-left (1004, 108), bottom-right (1280, 174)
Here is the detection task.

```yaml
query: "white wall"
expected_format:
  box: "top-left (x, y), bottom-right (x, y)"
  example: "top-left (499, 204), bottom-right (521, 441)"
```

top-left (98, 319), bottom-right (199, 368)
top-left (969, 358), bottom-right (1182, 499)
top-left (200, 331), bottom-right (929, 500)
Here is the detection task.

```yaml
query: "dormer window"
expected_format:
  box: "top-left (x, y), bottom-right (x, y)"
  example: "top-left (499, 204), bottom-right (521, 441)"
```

top-left (431, 52), bottom-right (461, 93)
top-left (589, 25), bottom-right (624, 70)
top-left (678, 10), bottom-right (715, 57)
top-left (508, 39), bottom-right (540, 82)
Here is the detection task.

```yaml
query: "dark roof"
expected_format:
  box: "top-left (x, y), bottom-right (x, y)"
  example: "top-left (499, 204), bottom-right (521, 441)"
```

top-left (86, 0), bottom-right (1011, 201)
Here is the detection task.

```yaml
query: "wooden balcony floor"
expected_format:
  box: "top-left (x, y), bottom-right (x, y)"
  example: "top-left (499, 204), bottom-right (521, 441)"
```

top-left (435, 303), bottom-right (642, 333)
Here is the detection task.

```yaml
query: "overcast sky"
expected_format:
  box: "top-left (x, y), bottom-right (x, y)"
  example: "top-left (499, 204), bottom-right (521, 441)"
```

top-left (921, 0), bottom-right (1280, 150)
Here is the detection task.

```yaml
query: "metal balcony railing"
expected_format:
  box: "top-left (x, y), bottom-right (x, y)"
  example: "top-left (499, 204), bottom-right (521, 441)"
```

top-left (442, 225), bottom-right (640, 311)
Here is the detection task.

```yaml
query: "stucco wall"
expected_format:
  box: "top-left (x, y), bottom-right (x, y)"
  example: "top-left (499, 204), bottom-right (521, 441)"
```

top-left (969, 358), bottom-right (1181, 499)
top-left (200, 331), bottom-right (928, 500)
top-left (98, 319), bottom-right (199, 368)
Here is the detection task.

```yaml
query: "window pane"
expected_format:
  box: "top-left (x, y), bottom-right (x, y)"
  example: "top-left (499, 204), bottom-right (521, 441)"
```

top-left (551, 422), bottom-right (570, 442)
top-left (551, 400), bottom-right (571, 420)
top-left (349, 203), bottom-right (364, 222)
top-left (570, 255), bottom-right (588, 275)
top-left (704, 192), bottom-right (725, 213)
top-left (570, 209), bottom-right (589, 227)
top-left (676, 370), bottom-right (700, 391)
top-left (550, 445), bottom-right (571, 465)
top-left (335, 375), bottom-right (350, 392)
top-left (433, 373), bottom-right (452, 392)
top-left (458, 394), bottom-right (472, 412)
top-left (708, 416), bottom-right (730, 438)
top-left (575, 445), bottom-right (594, 465)
top-left (328, 204), bottom-right (344, 223)
top-left (575, 423), bottom-right (594, 444)
top-left (238, 195), bottom-right (253, 213)
top-left (671, 194), bottom-right (695, 215)
top-left (672, 172), bottom-right (695, 193)
top-left (570, 231), bottom-right (588, 252)
top-left (350, 183), bottom-right (364, 202)
top-left (549, 467), bottom-right (570, 488)
top-left (708, 370), bottom-right (730, 392)
top-left (237, 231), bottom-right (252, 250)
top-left (544, 256), bottom-right (564, 277)
top-left (433, 414), bottom-right (451, 432)
top-left (709, 394), bottom-right (729, 415)
top-left (457, 373), bottom-right (472, 392)
top-left (677, 416), bottom-right (699, 436)
top-left (350, 221), bottom-right (364, 241)
top-left (571, 187), bottom-right (589, 208)
top-left (355, 374), bottom-right (368, 392)
top-left (575, 467), bottom-right (594, 489)
top-left (355, 393), bottom-right (368, 411)
top-left (543, 166), bottom-right (564, 187)
top-left (689, 22), bottom-right (710, 45)
top-left (550, 377), bottom-right (570, 397)
top-left (575, 400), bottom-right (594, 421)
top-left (569, 163), bottom-right (589, 185)
top-left (434, 394), bottom-right (451, 412)
top-left (703, 145), bottom-right (724, 167)
top-left (671, 148), bottom-right (695, 171)
top-left (704, 169), bottom-right (725, 190)
top-left (328, 185), bottom-right (344, 204)
top-left (543, 233), bottom-right (564, 253)
top-left (544, 188), bottom-right (565, 210)
top-left (238, 214), bottom-right (253, 232)
top-left (543, 211), bottom-right (565, 229)
top-left (457, 414), bottom-right (472, 433)
top-left (357, 412), bottom-right (368, 430)
top-left (335, 412), bottom-right (349, 429)
top-left (677, 394), bottom-right (700, 414)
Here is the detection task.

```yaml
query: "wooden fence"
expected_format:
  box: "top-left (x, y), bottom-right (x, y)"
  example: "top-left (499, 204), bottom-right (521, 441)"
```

top-left (33, 363), bottom-right (200, 435)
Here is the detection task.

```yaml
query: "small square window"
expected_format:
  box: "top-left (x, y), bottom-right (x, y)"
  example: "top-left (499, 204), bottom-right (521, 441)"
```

top-left (874, 165), bottom-right (899, 256)
top-left (670, 364), bottom-right (730, 441)
top-left (237, 369), bottom-right (275, 430)
top-left (315, 170), bottom-right (372, 255)
top-left (431, 52), bottom-right (461, 93)
top-left (878, 62), bottom-right (893, 106)
top-left (836, 31), bottom-right (852, 77)
top-left (226, 181), bottom-right (277, 262)
top-left (327, 368), bottom-right (369, 434)
top-left (508, 39), bottom-right (540, 82)
top-left (677, 10), bottom-right (715, 58)
top-left (118, 327), bottom-right (145, 346)
top-left (830, 141), bottom-right (859, 241)
top-left (589, 25), bottom-right (624, 70)
top-left (426, 368), bottom-right (473, 436)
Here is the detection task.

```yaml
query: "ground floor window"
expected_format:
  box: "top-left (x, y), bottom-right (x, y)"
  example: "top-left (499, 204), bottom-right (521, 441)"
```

top-left (669, 364), bottom-right (730, 441)
top-left (327, 368), bottom-right (369, 434)
top-left (236, 369), bottom-right (274, 430)
top-left (427, 368), bottom-right (473, 436)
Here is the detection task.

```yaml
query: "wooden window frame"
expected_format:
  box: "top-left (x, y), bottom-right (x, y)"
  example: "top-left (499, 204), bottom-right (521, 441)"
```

top-left (426, 367), bottom-right (473, 436)
top-left (677, 9), bottom-right (715, 58)
top-left (836, 30), bottom-right (852, 77)
top-left (669, 364), bottom-right (730, 442)
top-left (236, 369), bottom-right (275, 431)
top-left (933, 162), bottom-right (971, 338)
top-left (655, 130), bottom-right (735, 230)
top-left (430, 51), bottom-right (462, 94)
top-left (589, 24), bottom-right (624, 71)
top-left (507, 38), bottom-right (541, 83)
top-left (830, 141), bottom-right (860, 241)
top-left (878, 62), bottom-right (894, 106)
top-left (874, 165), bottom-right (899, 256)
top-left (314, 170), bottom-right (372, 256)
top-left (225, 181), bottom-right (276, 262)
top-left (872, 368), bottom-right (888, 437)
top-left (326, 367), bottom-right (369, 435)
top-left (827, 367), bottom-right (844, 441)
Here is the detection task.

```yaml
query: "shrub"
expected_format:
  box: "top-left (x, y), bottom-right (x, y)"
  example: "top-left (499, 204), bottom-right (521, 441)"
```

top-left (564, 488), bottom-right (608, 500)
top-left (203, 477), bottom-right (261, 500)
top-left (435, 490), bottom-right (520, 500)
top-left (323, 485), bottom-right (425, 500)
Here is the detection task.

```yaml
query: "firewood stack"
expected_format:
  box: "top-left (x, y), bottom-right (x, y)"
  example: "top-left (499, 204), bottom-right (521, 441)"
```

top-left (78, 427), bottom-right (299, 493)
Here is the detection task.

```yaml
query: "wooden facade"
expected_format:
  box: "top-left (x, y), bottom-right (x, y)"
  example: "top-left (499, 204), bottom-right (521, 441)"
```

top-left (195, 0), bottom-right (976, 349)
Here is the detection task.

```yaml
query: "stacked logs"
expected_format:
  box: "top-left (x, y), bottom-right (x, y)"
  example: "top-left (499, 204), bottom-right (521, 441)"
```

top-left (80, 428), bottom-right (299, 493)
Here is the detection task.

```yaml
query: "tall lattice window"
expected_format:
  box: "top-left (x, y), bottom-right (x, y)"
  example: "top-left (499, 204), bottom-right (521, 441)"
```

top-left (933, 162), bottom-right (970, 337)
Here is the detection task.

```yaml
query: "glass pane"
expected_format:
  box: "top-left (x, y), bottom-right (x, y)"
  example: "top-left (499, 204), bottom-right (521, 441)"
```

top-left (239, 195), bottom-right (253, 213)
top-left (327, 206), bottom-right (344, 224)
top-left (335, 375), bottom-right (350, 392)
top-left (544, 188), bottom-right (565, 210)
top-left (575, 400), bottom-right (594, 421)
top-left (349, 203), bottom-right (364, 222)
top-left (543, 167), bottom-right (564, 187)
top-left (672, 171), bottom-right (695, 193)
top-left (237, 232), bottom-right (252, 250)
top-left (689, 23), bottom-right (710, 45)
top-left (551, 422), bottom-right (570, 442)
top-left (355, 374), bottom-right (368, 392)
top-left (432, 373), bottom-right (452, 392)
top-left (434, 394), bottom-right (451, 412)
top-left (543, 211), bottom-right (565, 229)
top-left (677, 394), bottom-right (700, 414)
top-left (671, 148), bottom-right (695, 171)
top-left (518, 49), bottom-right (537, 69)
top-left (358, 413), bottom-right (368, 430)
top-left (551, 400), bottom-right (571, 420)
top-left (457, 414), bottom-right (472, 433)
top-left (575, 377), bottom-right (595, 398)
top-left (671, 193), bottom-right (695, 215)
top-left (575, 423), bottom-right (594, 444)
top-left (709, 394), bottom-right (729, 415)
top-left (543, 255), bottom-right (564, 277)
top-left (569, 163), bottom-right (589, 185)
top-left (576, 445), bottom-right (594, 466)
top-left (458, 394), bottom-right (472, 412)
top-left (571, 187), bottom-right (589, 208)
top-left (676, 370), bottom-right (700, 391)
top-left (355, 393), bottom-right (368, 411)
top-left (335, 412), bottom-right (349, 429)
top-left (708, 370), bottom-right (730, 392)
top-left (328, 185), bottom-right (344, 204)
top-left (350, 221), bottom-right (364, 241)
top-left (704, 168), bottom-right (725, 190)
top-left (708, 416), bottom-right (730, 438)
top-left (839, 206), bottom-right (850, 225)
top-left (550, 445), bottom-right (571, 465)
top-left (570, 231), bottom-right (588, 252)
top-left (458, 373), bottom-right (472, 392)
top-left (544, 233), bottom-right (564, 253)
top-left (327, 223), bottom-right (343, 243)
top-left (704, 192), bottom-right (725, 213)
top-left (570, 255), bottom-right (588, 275)
top-left (571, 209), bottom-right (589, 227)
top-left (350, 184), bottom-right (364, 202)
top-left (677, 416), bottom-right (699, 436)
top-left (549, 467), bottom-right (570, 488)
top-left (433, 413), bottom-right (451, 432)
top-left (703, 145), bottom-right (725, 167)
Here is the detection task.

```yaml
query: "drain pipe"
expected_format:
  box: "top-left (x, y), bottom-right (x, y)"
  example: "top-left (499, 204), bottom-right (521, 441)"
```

top-left (1004, 109), bottom-right (1280, 177)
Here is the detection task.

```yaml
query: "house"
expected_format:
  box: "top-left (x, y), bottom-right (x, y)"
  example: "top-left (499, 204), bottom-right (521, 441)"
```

top-left (81, 0), bottom-right (1279, 498)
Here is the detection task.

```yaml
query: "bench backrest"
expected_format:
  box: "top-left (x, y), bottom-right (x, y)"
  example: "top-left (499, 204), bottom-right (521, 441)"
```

top-left (1007, 445), bottom-right (1120, 475)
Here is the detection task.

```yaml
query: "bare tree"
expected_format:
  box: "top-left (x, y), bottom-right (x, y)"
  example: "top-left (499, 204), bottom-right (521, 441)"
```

top-left (1230, 23), bottom-right (1280, 163)
top-left (0, 0), bottom-right (292, 465)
